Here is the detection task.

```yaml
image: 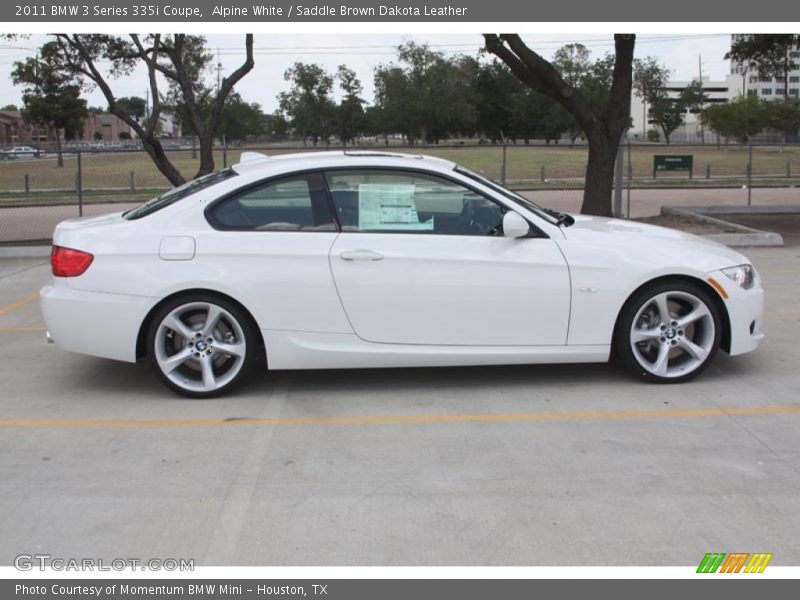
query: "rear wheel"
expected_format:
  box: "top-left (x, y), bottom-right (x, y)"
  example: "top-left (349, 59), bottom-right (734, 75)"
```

top-left (614, 280), bottom-right (721, 383)
top-left (147, 294), bottom-right (255, 398)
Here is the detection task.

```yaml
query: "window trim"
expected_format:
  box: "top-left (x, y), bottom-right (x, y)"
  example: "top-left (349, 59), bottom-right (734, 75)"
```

top-left (204, 171), bottom-right (338, 233)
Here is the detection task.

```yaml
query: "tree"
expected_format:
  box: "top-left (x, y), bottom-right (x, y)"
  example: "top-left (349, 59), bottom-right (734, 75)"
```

top-left (11, 41), bottom-right (88, 166)
top-left (472, 61), bottom-right (523, 142)
top-left (762, 99), bottom-right (800, 136)
top-left (484, 34), bottom-right (635, 216)
top-left (335, 65), bottom-right (365, 145)
top-left (373, 43), bottom-right (476, 144)
top-left (1, 104), bottom-right (19, 111)
top-left (648, 96), bottom-right (685, 144)
top-left (48, 34), bottom-right (254, 185)
top-left (279, 62), bottom-right (337, 145)
top-left (701, 94), bottom-right (766, 142)
top-left (632, 56), bottom-right (671, 137)
top-left (115, 96), bottom-right (147, 121)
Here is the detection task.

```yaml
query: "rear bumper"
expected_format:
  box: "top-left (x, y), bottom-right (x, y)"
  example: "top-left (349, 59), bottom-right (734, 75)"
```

top-left (40, 279), bottom-right (154, 363)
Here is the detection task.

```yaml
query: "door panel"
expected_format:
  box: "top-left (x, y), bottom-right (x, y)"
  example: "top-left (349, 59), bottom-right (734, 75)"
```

top-left (329, 233), bottom-right (571, 346)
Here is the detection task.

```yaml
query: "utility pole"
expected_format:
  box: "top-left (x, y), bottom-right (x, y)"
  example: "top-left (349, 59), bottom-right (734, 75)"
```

top-left (215, 47), bottom-right (223, 95)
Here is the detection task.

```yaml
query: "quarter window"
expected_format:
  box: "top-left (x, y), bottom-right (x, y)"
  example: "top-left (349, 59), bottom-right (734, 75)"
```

top-left (324, 169), bottom-right (508, 236)
top-left (208, 172), bottom-right (335, 231)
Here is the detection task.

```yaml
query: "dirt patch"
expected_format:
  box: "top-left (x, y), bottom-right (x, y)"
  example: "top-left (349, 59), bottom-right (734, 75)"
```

top-left (634, 213), bottom-right (742, 235)
top-left (720, 213), bottom-right (800, 246)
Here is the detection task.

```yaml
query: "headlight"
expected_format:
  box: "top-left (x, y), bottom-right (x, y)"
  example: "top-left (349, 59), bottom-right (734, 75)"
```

top-left (722, 264), bottom-right (756, 290)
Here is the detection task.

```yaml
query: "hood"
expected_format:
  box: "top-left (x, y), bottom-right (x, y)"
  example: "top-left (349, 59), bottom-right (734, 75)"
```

top-left (561, 214), bottom-right (750, 272)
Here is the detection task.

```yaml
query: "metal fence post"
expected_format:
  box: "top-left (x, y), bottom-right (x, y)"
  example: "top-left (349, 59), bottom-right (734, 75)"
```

top-left (787, 162), bottom-right (791, 179)
top-left (626, 137), bottom-right (632, 219)
top-left (77, 151), bottom-right (83, 217)
top-left (129, 171), bottom-right (135, 191)
top-left (747, 144), bottom-right (752, 206)
top-left (24, 173), bottom-right (29, 194)
top-left (222, 135), bottom-right (228, 169)
top-left (540, 164), bottom-right (545, 183)
top-left (500, 141), bottom-right (507, 186)
top-left (613, 137), bottom-right (624, 218)
top-left (706, 164), bottom-right (711, 179)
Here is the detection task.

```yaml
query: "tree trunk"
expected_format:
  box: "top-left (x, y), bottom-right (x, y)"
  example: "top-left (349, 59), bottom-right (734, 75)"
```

top-left (142, 138), bottom-right (185, 187)
top-left (580, 134), bottom-right (616, 216)
top-left (196, 134), bottom-right (215, 178)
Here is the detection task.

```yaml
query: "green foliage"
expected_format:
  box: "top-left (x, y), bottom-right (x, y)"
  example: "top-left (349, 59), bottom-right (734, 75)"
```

top-left (278, 62), bottom-right (337, 145)
top-left (701, 94), bottom-right (767, 142)
top-left (115, 96), bottom-right (147, 120)
top-left (372, 43), bottom-right (476, 144)
top-left (335, 65), bottom-right (365, 145)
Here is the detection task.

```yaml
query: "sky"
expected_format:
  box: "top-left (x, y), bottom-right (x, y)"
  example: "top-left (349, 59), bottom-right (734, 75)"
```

top-left (0, 33), bottom-right (733, 113)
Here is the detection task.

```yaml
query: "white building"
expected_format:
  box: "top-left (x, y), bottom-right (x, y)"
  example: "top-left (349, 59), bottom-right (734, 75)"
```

top-left (630, 74), bottom-right (742, 143)
top-left (630, 36), bottom-right (800, 143)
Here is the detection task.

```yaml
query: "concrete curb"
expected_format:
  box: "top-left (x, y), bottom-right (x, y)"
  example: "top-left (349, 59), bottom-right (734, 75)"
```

top-left (662, 206), bottom-right (785, 247)
top-left (0, 246), bottom-right (51, 258)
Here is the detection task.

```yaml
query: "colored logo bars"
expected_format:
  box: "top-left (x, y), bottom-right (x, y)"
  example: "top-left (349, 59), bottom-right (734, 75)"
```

top-left (697, 553), bottom-right (773, 573)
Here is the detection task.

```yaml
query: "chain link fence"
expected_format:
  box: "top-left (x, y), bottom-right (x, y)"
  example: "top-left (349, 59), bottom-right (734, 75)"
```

top-left (1, 142), bottom-right (799, 243)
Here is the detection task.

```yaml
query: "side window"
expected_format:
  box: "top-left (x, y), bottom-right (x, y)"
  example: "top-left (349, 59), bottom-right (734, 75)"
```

top-left (208, 172), bottom-right (336, 231)
top-left (324, 169), bottom-right (508, 236)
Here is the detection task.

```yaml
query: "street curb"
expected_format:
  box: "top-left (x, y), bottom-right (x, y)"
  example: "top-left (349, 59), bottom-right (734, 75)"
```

top-left (0, 246), bottom-right (51, 258)
top-left (662, 206), bottom-right (785, 247)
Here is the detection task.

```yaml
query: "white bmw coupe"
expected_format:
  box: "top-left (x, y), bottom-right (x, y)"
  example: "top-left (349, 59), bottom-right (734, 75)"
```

top-left (41, 151), bottom-right (764, 397)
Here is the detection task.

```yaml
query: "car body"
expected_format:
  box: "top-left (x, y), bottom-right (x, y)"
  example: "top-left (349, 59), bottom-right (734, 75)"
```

top-left (40, 151), bottom-right (765, 397)
top-left (2, 146), bottom-right (40, 159)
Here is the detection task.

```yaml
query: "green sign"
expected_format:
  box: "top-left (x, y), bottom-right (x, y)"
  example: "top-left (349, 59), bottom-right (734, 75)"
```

top-left (654, 154), bottom-right (693, 178)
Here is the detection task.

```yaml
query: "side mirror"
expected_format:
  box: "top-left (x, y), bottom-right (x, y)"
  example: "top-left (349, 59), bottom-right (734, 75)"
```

top-left (502, 211), bottom-right (531, 238)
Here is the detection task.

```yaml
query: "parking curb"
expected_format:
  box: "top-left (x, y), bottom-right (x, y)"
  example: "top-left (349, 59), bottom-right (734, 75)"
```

top-left (661, 206), bottom-right (785, 247)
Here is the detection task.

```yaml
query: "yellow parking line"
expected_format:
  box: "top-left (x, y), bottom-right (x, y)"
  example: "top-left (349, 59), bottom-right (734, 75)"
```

top-left (0, 405), bottom-right (798, 429)
top-left (0, 291), bottom-right (38, 317)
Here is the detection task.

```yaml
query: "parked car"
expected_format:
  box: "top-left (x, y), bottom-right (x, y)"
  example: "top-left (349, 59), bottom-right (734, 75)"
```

top-left (2, 146), bottom-right (40, 159)
top-left (41, 151), bottom-right (764, 397)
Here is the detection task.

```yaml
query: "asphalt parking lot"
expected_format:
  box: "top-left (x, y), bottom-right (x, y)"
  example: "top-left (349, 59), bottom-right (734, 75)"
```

top-left (1, 247), bottom-right (799, 566)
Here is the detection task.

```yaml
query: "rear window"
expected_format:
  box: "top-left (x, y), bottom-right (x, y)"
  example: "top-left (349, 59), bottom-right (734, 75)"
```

top-left (123, 168), bottom-right (237, 220)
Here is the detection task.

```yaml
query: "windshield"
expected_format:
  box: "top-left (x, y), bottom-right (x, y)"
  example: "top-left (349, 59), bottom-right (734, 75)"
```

top-left (454, 166), bottom-right (559, 225)
top-left (123, 168), bottom-right (238, 220)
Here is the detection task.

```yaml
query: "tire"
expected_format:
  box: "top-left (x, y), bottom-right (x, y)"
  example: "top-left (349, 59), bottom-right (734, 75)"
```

top-left (146, 293), bottom-right (256, 398)
top-left (614, 279), bottom-right (722, 384)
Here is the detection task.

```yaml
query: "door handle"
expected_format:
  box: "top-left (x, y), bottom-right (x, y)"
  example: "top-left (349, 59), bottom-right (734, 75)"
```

top-left (339, 249), bottom-right (384, 262)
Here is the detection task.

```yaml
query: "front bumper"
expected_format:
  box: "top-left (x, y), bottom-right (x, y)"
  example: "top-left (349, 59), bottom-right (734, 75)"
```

top-left (40, 279), bottom-right (155, 363)
top-left (706, 270), bottom-right (765, 356)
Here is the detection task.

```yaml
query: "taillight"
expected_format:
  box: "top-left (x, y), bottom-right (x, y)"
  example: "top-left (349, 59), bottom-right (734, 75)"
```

top-left (51, 246), bottom-right (94, 277)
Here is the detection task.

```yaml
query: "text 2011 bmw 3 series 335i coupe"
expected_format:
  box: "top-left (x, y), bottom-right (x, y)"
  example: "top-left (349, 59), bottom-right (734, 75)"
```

top-left (41, 151), bottom-right (764, 397)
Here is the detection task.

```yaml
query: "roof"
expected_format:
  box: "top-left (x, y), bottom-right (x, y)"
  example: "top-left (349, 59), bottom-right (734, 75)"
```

top-left (231, 150), bottom-right (456, 177)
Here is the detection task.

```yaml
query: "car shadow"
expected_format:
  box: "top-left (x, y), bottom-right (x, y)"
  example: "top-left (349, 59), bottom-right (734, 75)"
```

top-left (64, 351), bottom-right (755, 403)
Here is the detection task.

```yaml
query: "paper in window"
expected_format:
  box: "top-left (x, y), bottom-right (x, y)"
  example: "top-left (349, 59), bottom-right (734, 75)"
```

top-left (357, 183), bottom-right (434, 231)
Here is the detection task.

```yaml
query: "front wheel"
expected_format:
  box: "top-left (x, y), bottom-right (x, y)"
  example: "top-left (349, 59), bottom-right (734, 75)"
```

top-left (614, 280), bottom-right (722, 383)
top-left (147, 294), bottom-right (256, 398)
